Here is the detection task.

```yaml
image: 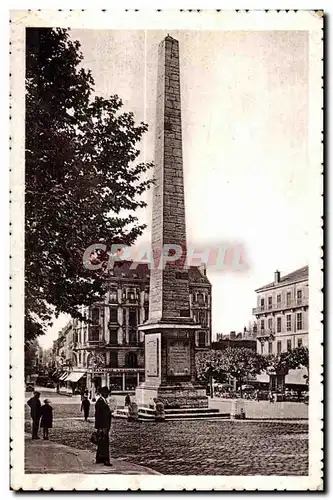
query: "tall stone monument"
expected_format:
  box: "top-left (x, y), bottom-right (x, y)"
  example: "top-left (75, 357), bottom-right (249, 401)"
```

top-left (136, 35), bottom-right (208, 409)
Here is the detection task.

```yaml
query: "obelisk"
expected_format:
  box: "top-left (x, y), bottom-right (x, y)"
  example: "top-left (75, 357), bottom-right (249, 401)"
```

top-left (136, 36), bottom-right (208, 409)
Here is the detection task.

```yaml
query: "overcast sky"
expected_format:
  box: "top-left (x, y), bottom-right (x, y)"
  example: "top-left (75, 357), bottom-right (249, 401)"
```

top-left (39, 29), bottom-right (309, 349)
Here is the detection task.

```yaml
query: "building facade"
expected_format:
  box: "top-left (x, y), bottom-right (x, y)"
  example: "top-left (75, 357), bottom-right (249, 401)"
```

top-left (253, 266), bottom-right (308, 356)
top-left (58, 261), bottom-right (212, 393)
top-left (252, 266), bottom-right (309, 391)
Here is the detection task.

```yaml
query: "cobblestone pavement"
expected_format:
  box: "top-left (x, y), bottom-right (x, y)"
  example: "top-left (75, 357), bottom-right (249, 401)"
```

top-left (25, 399), bottom-right (308, 476)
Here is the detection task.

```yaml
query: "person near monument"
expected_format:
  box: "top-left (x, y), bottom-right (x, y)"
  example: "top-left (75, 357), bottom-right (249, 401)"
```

top-left (124, 393), bottom-right (131, 407)
top-left (94, 386), bottom-right (112, 466)
top-left (81, 395), bottom-right (90, 421)
top-left (40, 399), bottom-right (53, 440)
top-left (27, 391), bottom-right (41, 439)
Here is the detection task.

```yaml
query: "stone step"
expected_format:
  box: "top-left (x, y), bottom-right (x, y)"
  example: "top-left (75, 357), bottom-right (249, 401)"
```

top-left (113, 406), bottom-right (230, 421)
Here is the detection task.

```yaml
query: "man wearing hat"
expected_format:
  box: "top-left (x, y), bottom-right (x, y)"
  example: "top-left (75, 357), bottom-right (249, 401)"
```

top-left (94, 386), bottom-right (112, 466)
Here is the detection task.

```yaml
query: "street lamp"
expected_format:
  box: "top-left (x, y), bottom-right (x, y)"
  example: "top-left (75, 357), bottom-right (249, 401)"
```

top-left (88, 353), bottom-right (105, 401)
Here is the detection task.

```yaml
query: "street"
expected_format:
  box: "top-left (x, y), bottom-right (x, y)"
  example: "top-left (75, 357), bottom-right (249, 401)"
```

top-left (25, 389), bottom-right (308, 476)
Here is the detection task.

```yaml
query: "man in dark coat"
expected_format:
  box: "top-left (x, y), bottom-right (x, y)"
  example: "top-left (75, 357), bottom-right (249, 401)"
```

top-left (27, 391), bottom-right (41, 439)
top-left (40, 399), bottom-right (53, 440)
top-left (94, 386), bottom-right (112, 466)
top-left (81, 395), bottom-right (91, 421)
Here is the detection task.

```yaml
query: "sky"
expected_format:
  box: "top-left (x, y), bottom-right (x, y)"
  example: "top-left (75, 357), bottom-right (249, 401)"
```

top-left (39, 29), bottom-right (309, 349)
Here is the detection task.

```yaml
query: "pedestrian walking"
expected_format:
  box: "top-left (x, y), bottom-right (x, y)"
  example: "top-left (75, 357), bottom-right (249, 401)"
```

top-left (27, 391), bottom-right (41, 439)
top-left (40, 399), bottom-right (53, 440)
top-left (81, 395), bottom-right (91, 421)
top-left (94, 386), bottom-right (112, 466)
top-left (124, 393), bottom-right (131, 407)
top-left (268, 391), bottom-right (274, 404)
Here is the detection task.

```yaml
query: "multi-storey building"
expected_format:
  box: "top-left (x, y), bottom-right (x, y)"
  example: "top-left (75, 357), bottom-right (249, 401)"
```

top-left (253, 266), bottom-right (308, 355)
top-left (59, 261), bottom-right (212, 393)
top-left (252, 266), bottom-right (309, 390)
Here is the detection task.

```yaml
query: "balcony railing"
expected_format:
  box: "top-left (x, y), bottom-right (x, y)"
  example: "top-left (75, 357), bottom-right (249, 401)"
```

top-left (253, 297), bottom-right (308, 315)
top-left (256, 329), bottom-right (276, 339)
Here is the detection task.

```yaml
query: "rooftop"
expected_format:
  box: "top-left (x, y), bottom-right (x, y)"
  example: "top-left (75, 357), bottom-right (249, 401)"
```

top-left (107, 261), bottom-right (211, 285)
top-left (255, 266), bottom-right (308, 292)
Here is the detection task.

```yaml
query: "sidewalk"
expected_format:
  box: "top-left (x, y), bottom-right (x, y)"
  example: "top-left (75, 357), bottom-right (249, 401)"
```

top-left (24, 434), bottom-right (161, 475)
top-left (209, 398), bottom-right (308, 420)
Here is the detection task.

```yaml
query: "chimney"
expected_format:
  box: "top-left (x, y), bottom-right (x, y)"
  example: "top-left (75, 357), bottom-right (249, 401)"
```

top-left (199, 263), bottom-right (207, 276)
top-left (274, 270), bottom-right (280, 284)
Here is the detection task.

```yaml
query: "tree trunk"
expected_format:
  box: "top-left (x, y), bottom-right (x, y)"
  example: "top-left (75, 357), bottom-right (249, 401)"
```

top-left (239, 377), bottom-right (243, 398)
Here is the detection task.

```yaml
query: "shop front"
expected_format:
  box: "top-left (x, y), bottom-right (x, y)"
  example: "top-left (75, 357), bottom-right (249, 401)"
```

top-left (86, 367), bottom-right (145, 394)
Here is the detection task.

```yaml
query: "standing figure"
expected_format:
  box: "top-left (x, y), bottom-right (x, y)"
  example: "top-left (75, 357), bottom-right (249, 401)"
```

top-left (40, 399), bottom-right (53, 440)
top-left (94, 386), bottom-right (112, 466)
top-left (81, 395), bottom-right (91, 421)
top-left (124, 393), bottom-right (131, 407)
top-left (27, 391), bottom-right (41, 439)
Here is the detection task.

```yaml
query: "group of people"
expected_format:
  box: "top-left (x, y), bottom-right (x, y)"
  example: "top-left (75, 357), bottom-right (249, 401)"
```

top-left (27, 391), bottom-right (53, 440)
top-left (27, 387), bottom-right (134, 467)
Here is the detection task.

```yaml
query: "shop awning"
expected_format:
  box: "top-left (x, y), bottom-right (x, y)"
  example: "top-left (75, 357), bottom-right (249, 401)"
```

top-left (65, 371), bottom-right (86, 383)
top-left (285, 368), bottom-right (308, 386)
top-left (59, 372), bottom-right (69, 381)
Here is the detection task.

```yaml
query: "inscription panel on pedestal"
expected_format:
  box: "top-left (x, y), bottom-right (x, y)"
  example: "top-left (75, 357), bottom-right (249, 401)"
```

top-left (167, 339), bottom-right (191, 376)
top-left (146, 336), bottom-right (159, 377)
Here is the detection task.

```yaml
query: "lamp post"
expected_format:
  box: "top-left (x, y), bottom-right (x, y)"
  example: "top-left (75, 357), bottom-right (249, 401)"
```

top-left (88, 353), bottom-right (105, 401)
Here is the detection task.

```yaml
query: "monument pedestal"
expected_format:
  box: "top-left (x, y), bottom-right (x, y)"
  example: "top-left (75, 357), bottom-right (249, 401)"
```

top-left (135, 323), bottom-right (208, 410)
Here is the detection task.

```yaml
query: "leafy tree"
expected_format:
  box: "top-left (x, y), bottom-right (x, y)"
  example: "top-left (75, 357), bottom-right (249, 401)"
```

top-left (268, 346), bottom-right (309, 385)
top-left (196, 347), bottom-right (269, 397)
top-left (25, 28), bottom-right (153, 341)
top-left (195, 350), bottom-right (229, 395)
top-left (24, 339), bottom-right (39, 377)
top-left (218, 347), bottom-right (269, 397)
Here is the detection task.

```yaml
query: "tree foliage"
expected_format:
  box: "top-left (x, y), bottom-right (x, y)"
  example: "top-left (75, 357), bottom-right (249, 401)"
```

top-left (267, 346), bottom-right (309, 383)
top-left (196, 347), bottom-right (269, 395)
top-left (25, 28), bottom-right (153, 341)
top-left (24, 340), bottom-right (39, 377)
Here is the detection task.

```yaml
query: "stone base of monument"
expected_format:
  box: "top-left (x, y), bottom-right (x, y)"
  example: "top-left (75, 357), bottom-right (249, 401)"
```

top-left (133, 383), bottom-right (230, 421)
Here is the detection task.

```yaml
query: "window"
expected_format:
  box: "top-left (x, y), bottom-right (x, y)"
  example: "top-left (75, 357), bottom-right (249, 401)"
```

top-left (277, 317), bottom-right (281, 333)
top-left (198, 311), bottom-right (207, 327)
top-left (125, 352), bottom-right (137, 368)
top-left (88, 326), bottom-right (99, 342)
top-left (109, 328), bottom-right (118, 345)
top-left (296, 312), bottom-right (303, 330)
top-left (198, 331), bottom-right (206, 347)
top-left (268, 318), bottom-right (273, 331)
top-left (129, 327), bottom-right (137, 344)
top-left (297, 289), bottom-right (302, 305)
top-left (268, 296), bottom-right (272, 310)
top-left (268, 341), bottom-right (273, 354)
top-left (109, 352), bottom-right (118, 368)
top-left (260, 298), bottom-right (265, 310)
top-left (110, 307), bottom-right (118, 323)
top-left (260, 319), bottom-right (265, 331)
top-left (109, 288), bottom-right (117, 303)
top-left (91, 308), bottom-right (100, 324)
top-left (297, 338), bottom-right (303, 348)
top-left (144, 307), bottom-right (149, 322)
top-left (287, 339), bottom-right (292, 351)
top-left (277, 294), bottom-right (281, 307)
top-left (286, 314), bottom-right (292, 332)
top-left (129, 308), bottom-right (137, 327)
top-left (277, 341), bottom-right (282, 354)
top-left (197, 293), bottom-right (204, 306)
top-left (286, 292), bottom-right (291, 306)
